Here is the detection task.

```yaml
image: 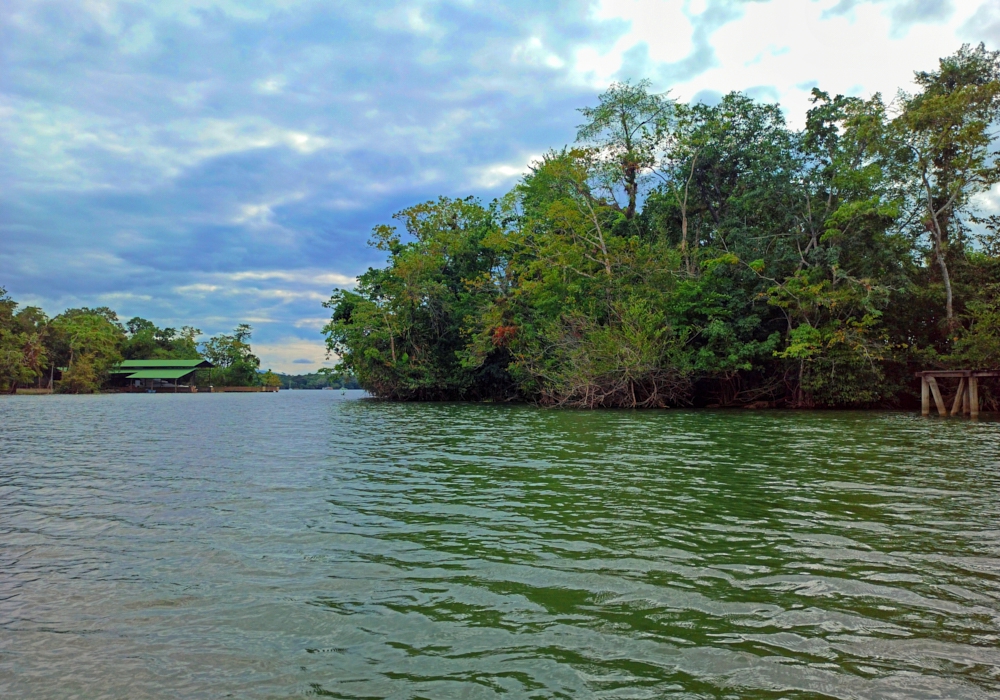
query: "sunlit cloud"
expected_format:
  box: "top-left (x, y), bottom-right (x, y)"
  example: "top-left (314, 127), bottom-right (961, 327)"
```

top-left (469, 154), bottom-right (542, 188)
top-left (222, 271), bottom-right (356, 286)
top-left (252, 337), bottom-right (338, 374)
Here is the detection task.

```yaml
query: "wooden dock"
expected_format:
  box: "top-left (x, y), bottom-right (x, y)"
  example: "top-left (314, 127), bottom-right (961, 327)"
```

top-left (916, 370), bottom-right (999, 418)
top-left (117, 385), bottom-right (279, 394)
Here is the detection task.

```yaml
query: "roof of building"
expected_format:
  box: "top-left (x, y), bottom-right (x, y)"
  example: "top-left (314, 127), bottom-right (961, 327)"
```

top-left (119, 359), bottom-right (212, 368)
top-left (124, 369), bottom-right (198, 379)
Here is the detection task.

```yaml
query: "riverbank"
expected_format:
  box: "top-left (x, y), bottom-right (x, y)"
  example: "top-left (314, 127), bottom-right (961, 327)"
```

top-left (6, 386), bottom-right (280, 395)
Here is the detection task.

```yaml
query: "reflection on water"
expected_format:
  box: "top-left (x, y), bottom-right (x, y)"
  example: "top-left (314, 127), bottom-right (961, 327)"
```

top-left (2, 392), bottom-right (999, 698)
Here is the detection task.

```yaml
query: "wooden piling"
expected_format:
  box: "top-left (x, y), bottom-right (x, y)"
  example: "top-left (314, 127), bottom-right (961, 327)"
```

top-left (916, 370), bottom-right (996, 418)
top-left (927, 377), bottom-right (947, 417)
top-left (970, 377), bottom-right (979, 419)
top-left (950, 378), bottom-right (966, 416)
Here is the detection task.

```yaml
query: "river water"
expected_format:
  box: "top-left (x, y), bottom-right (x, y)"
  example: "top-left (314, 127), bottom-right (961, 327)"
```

top-left (2, 392), bottom-right (999, 699)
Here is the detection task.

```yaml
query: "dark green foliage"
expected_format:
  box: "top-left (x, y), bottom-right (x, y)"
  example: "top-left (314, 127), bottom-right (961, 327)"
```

top-left (200, 324), bottom-right (262, 387)
top-left (326, 47), bottom-right (1000, 408)
top-left (123, 318), bottom-right (201, 360)
top-left (0, 287), bottom-right (49, 392)
top-left (50, 308), bottom-right (126, 393)
top-left (275, 372), bottom-right (361, 390)
top-left (0, 289), bottom-right (264, 392)
top-left (324, 197), bottom-right (518, 401)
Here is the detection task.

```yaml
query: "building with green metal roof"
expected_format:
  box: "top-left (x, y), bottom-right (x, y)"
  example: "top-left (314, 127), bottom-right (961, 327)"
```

top-left (110, 358), bottom-right (214, 392)
top-left (118, 359), bottom-right (212, 368)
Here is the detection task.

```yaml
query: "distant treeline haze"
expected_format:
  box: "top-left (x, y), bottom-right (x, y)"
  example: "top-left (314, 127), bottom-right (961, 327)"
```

top-left (278, 373), bottom-right (361, 390)
top-left (325, 44), bottom-right (1000, 408)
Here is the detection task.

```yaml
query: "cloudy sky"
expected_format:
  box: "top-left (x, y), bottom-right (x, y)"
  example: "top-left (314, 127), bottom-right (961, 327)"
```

top-left (2, 0), bottom-right (998, 372)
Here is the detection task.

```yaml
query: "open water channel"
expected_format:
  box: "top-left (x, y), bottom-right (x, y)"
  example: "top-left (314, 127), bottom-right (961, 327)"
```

top-left (2, 391), bottom-right (999, 699)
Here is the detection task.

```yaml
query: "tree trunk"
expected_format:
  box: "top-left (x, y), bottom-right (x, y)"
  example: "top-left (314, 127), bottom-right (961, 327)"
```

top-left (934, 236), bottom-right (954, 322)
top-left (795, 359), bottom-right (805, 408)
top-left (621, 111), bottom-right (637, 220)
top-left (924, 179), bottom-right (955, 323)
top-left (625, 167), bottom-right (637, 220)
top-left (679, 151), bottom-right (699, 276)
top-left (382, 313), bottom-right (396, 363)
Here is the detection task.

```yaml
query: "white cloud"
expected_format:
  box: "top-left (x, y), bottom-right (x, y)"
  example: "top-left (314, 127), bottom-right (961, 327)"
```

top-left (661, 0), bottom-right (987, 126)
top-left (556, 0), bottom-right (992, 128)
top-left (293, 317), bottom-right (330, 329)
top-left (118, 20), bottom-right (156, 54)
top-left (254, 76), bottom-right (287, 94)
top-left (593, 0), bottom-right (693, 63)
top-left (687, 0), bottom-right (708, 15)
top-left (97, 291), bottom-right (154, 303)
top-left (171, 270), bottom-right (354, 322)
top-left (187, 118), bottom-right (334, 156)
top-left (175, 283), bottom-right (221, 296)
top-left (0, 102), bottom-right (337, 190)
top-left (570, 0), bottom-right (693, 87)
top-left (222, 270), bottom-right (357, 287)
top-left (233, 192), bottom-right (307, 226)
top-left (374, 3), bottom-right (444, 37)
top-left (81, 0), bottom-right (313, 29)
top-left (469, 153), bottom-right (541, 188)
top-left (405, 6), bottom-right (433, 33)
top-left (253, 337), bottom-right (337, 374)
top-left (512, 36), bottom-right (566, 70)
top-left (175, 283), bottom-right (327, 302)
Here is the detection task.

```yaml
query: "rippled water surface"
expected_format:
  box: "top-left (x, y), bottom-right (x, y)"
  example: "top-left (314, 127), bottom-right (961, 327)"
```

top-left (2, 392), bottom-right (1000, 699)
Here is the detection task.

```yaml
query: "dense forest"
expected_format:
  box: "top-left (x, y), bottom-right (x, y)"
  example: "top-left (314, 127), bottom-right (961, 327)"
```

top-left (277, 372), bottom-right (361, 390)
top-left (0, 295), bottom-right (272, 393)
top-left (325, 44), bottom-right (1000, 409)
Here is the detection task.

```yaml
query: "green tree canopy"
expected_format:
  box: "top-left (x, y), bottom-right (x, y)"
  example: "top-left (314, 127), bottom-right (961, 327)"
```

top-left (324, 48), bottom-right (1000, 409)
top-left (201, 324), bottom-right (262, 386)
top-left (50, 308), bottom-right (126, 393)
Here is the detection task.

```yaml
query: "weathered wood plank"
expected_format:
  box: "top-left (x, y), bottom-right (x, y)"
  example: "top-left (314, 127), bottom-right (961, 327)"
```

top-left (921, 376), bottom-right (930, 416)
top-left (951, 378), bottom-right (966, 416)
top-left (927, 377), bottom-right (947, 417)
top-left (970, 377), bottom-right (979, 418)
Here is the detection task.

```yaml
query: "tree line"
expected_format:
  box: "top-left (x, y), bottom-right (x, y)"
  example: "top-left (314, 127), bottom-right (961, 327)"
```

top-left (324, 44), bottom-right (1000, 409)
top-left (0, 293), bottom-right (271, 393)
top-left (276, 372), bottom-right (361, 390)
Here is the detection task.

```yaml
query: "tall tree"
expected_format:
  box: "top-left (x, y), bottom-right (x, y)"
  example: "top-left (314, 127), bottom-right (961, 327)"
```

top-left (0, 288), bottom-right (49, 392)
top-left (764, 90), bottom-right (908, 406)
top-left (897, 43), bottom-right (1000, 322)
top-left (202, 324), bottom-right (261, 386)
top-left (123, 317), bottom-right (202, 359)
top-left (50, 308), bottom-right (125, 393)
top-left (324, 197), bottom-right (511, 400)
top-left (465, 150), bottom-right (693, 408)
top-left (576, 79), bottom-right (674, 221)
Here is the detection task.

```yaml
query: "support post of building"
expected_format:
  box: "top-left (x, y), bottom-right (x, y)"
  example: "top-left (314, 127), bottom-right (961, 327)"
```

top-left (921, 375), bottom-right (930, 416)
top-left (927, 377), bottom-right (947, 416)
top-left (970, 377), bottom-right (979, 419)
top-left (951, 378), bottom-right (966, 416)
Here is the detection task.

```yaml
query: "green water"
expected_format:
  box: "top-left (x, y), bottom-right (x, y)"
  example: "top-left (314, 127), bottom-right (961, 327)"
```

top-left (2, 392), bottom-right (999, 698)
